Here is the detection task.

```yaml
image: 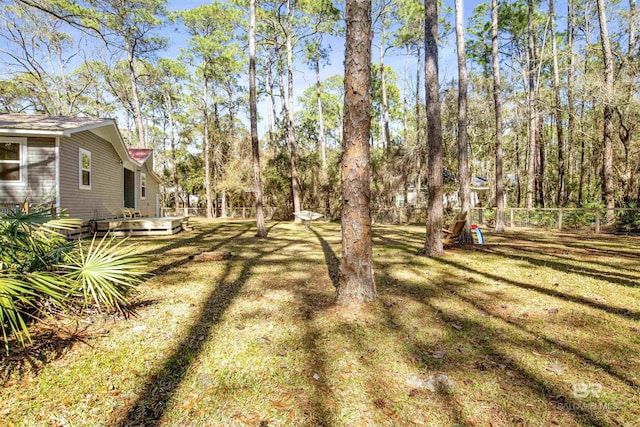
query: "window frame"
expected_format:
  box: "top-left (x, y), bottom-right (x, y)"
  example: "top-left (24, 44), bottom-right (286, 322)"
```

top-left (140, 172), bottom-right (147, 200)
top-left (0, 137), bottom-right (27, 184)
top-left (79, 148), bottom-right (91, 190)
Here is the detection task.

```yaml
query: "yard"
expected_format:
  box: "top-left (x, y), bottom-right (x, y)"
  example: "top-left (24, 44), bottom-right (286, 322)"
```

top-left (1, 219), bottom-right (639, 426)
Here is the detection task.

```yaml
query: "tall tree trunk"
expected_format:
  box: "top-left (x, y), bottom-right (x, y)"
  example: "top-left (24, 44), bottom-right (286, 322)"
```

top-left (578, 5), bottom-right (591, 206)
top-left (454, 0), bottom-right (472, 242)
top-left (550, 0), bottom-right (565, 207)
top-left (125, 47), bottom-right (145, 148)
top-left (596, 0), bottom-right (616, 223)
top-left (286, 0), bottom-right (302, 221)
top-left (403, 45), bottom-right (409, 147)
top-left (379, 14), bottom-right (391, 151)
top-left (250, 0), bottom-right (267, 237)
top-left (423, 0), bottom-right (444, 256)
top-left (338, 0), bottom-right (376, 303)
top-left (566, 0), bottom-right (576, 204)
top-left (277, 53), bottom-right (289, 145)
top-left (315, 52), bottom-right (327, 171)
top-left (203, 75), bottom-right (214, 219)
top-left (415, 46), bottom-right (423, 208)
top-left (265, 56), bottom-right (276, 148)
top-left (491, 0), bottom-right (505, 232)
top-left (213, 101), bottom-right (222, 217)
top-left (536, 113), bottom-right (545, 207)
top-left (166, 94), bottom-right (179, 210)
top-left (526, 0), bottom-right (537, 209)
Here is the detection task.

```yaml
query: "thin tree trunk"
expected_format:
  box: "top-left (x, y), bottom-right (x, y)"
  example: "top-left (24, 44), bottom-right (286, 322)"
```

top-left (250, 0), bottom-right (267, 237)
top-left (578, 5), bottom-right (591, 207)
top-left (315, 53), bottom-right (327, 171)
top-left (403, 45), bottom-right (409, 147)
top-left (423, 0), bottom-right (444, 256)
top-left (454, 0), bottom-right (472, 242)
top-left (415, 46), bottom-right (423, 208)
top-left (203, 75), bottom-right (214, 219)
top-left (492, 0), bottom-right (505, 231)
top-left (566, 0), bottom-right (576, 204)
top-left (537, 112), bottom-right (545, 207)
top-left (526, 0), bottom-right (537, 209)
top-left (265, 56), bottom-right (276, 148)
top-left (550, 0), bottom-right (565, 207)
top-left (166, 94), bottom-right (179, 210)
top-left (596, 0), bottom-right (616, 223)
top-left (277, 54), bottom-right (289, 145)
top-left (630, 1), bottom-right (636, 60)
top-left (122, 38), bottom-right (145, 148)
top-left (286, 0), bottom-right (302, 221)
top-left (379, 15), bottom-right (391, 151)
top-left (338, 0), bottom-right (376, 303)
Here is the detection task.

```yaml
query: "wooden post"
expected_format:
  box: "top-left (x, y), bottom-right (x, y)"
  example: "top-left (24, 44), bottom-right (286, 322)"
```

top-left (558, 208), bottom-right (563, 231)
top-left (510, 208), bottom-right (514, 228)
top-left (595, 208), bottom-right (601, 233)
top-left (184, 207), bottom-right (188, 217)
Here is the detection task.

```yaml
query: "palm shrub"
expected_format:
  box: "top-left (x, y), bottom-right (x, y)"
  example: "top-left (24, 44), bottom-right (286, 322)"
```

top-left (0, 208), bottom-right (147, 351)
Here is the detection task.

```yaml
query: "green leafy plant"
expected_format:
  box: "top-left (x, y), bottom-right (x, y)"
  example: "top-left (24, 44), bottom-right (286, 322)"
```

top-left (0, 208), bottom-right (148, 352)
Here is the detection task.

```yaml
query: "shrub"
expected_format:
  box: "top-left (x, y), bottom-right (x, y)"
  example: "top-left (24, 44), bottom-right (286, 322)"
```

top-left (0, 208), bottom-right (147, 352)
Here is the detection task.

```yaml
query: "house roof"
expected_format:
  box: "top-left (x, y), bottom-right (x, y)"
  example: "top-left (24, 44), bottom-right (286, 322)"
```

top-left (128, 148), bottom-right (153, 163)
top-left (0, 114), bottom-right (114, 137)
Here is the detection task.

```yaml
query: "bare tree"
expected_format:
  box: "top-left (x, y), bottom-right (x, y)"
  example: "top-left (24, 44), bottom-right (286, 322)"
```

top-left (492, 0), bottom-right (505, 232)
top-left (337, 0), bottom-right (376, 303)
top-left (423, 0), bottom-right (443, 256)
top-left (250, 0), bottom-right (267, 237)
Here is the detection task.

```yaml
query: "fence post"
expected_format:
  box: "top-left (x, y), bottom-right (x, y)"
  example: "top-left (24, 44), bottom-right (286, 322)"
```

top-left (510, 208), bottom-right (514, 228)
top-left (558, 208), bottom-right (563, 231)
top-left (595, 208), bottom-right (601, 233)
top-left (184, 207), bottom-right (188, 217)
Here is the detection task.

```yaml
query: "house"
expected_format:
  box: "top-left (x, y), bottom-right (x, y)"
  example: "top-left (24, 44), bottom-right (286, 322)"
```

top-left (0, 114), bottom-right (162, 220)
top-left (395, 176), bottom-right (494, 209)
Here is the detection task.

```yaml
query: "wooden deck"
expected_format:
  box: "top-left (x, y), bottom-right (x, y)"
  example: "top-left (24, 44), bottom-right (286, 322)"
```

top-left (93, 216), bottom-right (187, 237)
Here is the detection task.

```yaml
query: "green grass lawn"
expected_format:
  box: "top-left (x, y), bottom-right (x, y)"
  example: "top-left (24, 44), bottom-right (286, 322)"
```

top-left (1, 219), bottom-right (639, 426)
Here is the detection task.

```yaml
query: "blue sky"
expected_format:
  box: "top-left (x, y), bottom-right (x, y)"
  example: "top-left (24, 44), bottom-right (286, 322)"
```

top-left (163, 0), bottom-right (491, 126)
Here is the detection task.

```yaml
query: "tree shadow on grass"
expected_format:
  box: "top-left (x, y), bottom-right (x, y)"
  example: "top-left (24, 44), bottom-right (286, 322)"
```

top-left (113, 237), bottom-right (292, 427)
top-left (148, 223), bottom-right (253, 276)
top-left (376, 267), bottom-right (621, 427)
top-left (435, 256), bottom-right (640, 321)
top-left (312, 228), bottom-right (339, 288)
top-left (480, 244), bottom-right (640, 289)
top-left (135, 223), bottom-right (228, 257)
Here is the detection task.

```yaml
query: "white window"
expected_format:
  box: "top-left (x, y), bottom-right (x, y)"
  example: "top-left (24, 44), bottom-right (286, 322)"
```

top-left (0, 138), bottom-right (26, 183)
top-left (140, 172), bottom-right (146, 199)
top-left (79, 148), bottom-right (91, 190)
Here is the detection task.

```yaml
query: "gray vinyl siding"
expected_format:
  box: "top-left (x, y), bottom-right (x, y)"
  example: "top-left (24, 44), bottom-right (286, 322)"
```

top-left (0, 137), bottom-right (55, 207)
top-left (59, 131), bottom-right (124, 220)
top-left (135, 161), bottom-right (160, 217)
top-left (27, 137), bottom-right (57, 205)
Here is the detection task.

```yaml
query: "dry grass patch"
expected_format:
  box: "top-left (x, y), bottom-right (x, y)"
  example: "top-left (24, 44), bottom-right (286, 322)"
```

top-left (1, 219), bottom-right (639, 426)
